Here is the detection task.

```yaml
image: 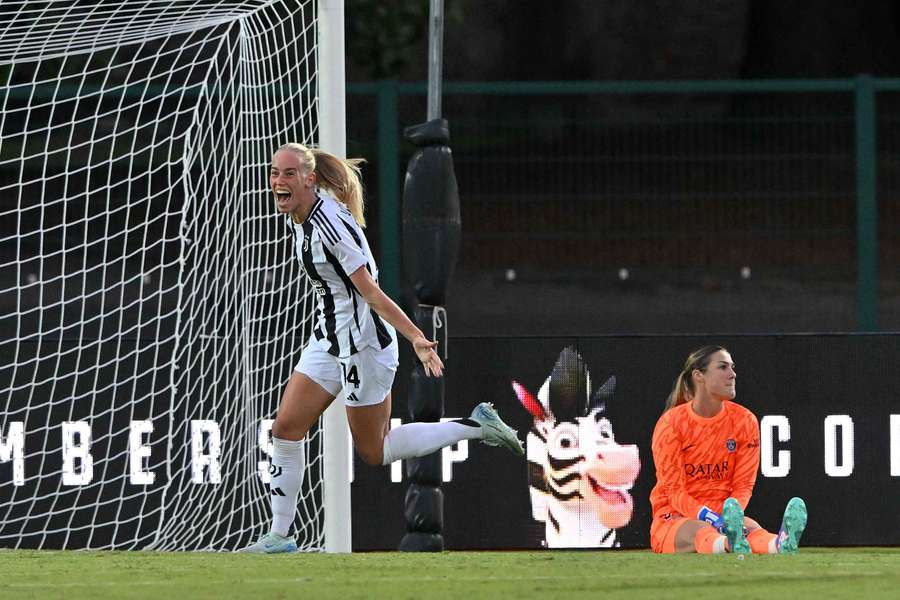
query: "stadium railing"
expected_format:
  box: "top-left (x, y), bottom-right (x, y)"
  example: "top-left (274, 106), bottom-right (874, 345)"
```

top-left (349, 77), bottom-right (900, 332)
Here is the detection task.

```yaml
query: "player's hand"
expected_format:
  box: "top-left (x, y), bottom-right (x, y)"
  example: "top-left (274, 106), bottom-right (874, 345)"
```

top-left (413, 337), bottom-right (443, 378)
top-left (697, 506), bottom-right (725, 531)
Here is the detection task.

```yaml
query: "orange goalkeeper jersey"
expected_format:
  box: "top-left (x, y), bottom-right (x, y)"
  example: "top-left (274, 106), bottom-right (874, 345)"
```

top-left (649, 400), bottom-right (760, 521)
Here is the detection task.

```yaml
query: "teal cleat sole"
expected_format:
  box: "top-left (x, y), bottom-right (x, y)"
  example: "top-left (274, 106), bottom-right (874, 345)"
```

top-left (722, 497), bottom-right (750, 555)
top-left (777, 497), bottom-right (808, 555)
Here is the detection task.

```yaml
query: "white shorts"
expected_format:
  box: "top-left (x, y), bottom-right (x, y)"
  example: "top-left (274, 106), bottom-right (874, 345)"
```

top-left (294, 341), bottom-right (399, 407)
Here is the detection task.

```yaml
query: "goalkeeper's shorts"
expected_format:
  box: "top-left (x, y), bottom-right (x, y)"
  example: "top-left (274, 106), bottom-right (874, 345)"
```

top-left (650, 512), bottom-right (687, 554)
top-left (295, 339), bottom-right (399, 407)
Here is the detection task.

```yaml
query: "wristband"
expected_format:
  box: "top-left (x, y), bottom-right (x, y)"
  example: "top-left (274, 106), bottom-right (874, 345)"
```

top-left (697, 506), bottom-right (725, 531)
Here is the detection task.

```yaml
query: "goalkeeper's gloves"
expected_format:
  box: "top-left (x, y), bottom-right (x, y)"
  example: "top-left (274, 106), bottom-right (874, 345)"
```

top-left (697, 506), bottom-right (725, 532)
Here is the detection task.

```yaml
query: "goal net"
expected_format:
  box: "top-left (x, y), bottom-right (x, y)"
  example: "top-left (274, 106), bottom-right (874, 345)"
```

top-left (0, 0), bottom-right (330, 550)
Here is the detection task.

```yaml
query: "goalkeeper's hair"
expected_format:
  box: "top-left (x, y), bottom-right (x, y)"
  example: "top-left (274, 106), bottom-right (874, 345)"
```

top-left (278, 143), bottom-right (367, 227)
top-left (664, 345), bottom-right (728, 412)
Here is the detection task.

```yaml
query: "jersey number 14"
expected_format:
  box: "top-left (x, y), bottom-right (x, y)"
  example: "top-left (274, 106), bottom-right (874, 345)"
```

top-left (341, 363), bottom-right (361, 388)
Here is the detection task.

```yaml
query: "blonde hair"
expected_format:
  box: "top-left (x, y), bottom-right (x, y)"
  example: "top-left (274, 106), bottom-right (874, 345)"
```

top-left (277, 143), bottom-right (367, 227)
top-left (664, 345), bottom-right (728, 412)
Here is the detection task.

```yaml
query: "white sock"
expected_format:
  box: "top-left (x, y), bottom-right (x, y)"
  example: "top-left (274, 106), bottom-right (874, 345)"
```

top-left (270, 436), bottom-right (305, 537)
top-left (768, 536), bottom-right (778, 554)
top-left (381, 419), bottom-right (482, 465)
top-left (713, 536), bottom-right (727, 553)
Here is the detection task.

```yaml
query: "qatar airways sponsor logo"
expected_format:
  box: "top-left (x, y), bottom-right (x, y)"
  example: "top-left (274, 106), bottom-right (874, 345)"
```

top-left (684, 460), bottom-right (728, 480)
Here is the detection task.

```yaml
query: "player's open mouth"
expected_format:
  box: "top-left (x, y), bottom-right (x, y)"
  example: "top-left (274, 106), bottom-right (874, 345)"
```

top-left (274, 190), bottom-right (292, 203)
top-left (587, 475), bottom-right (629, 505)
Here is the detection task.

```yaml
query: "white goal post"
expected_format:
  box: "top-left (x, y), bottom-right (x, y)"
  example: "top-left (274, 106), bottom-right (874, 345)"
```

top-left (317, 0), bottom-right (352, 555)
top-left (0, 0), bottom-right (351, 551)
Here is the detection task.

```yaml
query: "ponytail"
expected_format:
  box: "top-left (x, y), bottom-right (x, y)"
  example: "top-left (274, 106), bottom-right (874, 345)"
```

top-left (664, 345), bottom-right (727, 412)
top-left (311, 149), bottom-right (366, 227)
top-left (665, 371), bottom-right (692, 411)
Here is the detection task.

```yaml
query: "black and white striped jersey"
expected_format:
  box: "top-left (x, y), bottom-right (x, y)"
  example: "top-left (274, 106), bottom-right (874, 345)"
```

top-left (288, 191), bottom-right (396, 358)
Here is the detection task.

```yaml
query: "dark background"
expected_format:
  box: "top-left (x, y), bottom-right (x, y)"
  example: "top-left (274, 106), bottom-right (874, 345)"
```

top-left (346, 1), bottom-right (900, 82)
top-left (339, 0), bottom-right (900, 336)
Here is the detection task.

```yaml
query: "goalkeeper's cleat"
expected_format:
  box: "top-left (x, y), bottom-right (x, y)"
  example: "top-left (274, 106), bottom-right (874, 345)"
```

top-left (469, 402), bottom-right (525, 456)
top-left (237, 532), bottom-right (298, 554)
top-left (776, 496), bottom-right (808, 555)
top-left (721, 497), bottom-right (751, 555)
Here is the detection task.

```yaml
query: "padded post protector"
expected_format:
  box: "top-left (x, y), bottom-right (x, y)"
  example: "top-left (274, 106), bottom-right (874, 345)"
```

top-left (400, 118), bottom-right (458, 551)
top-left (401, 118), bottom-right (460, 306)
top-left (405, 452), bottom-right (442, 487)
top-left (398, 531), bottom-right (444, 552)
top-left (403, 484), bottom-right (444, 533)
top-left (407, 367), bottom-right (444, 422)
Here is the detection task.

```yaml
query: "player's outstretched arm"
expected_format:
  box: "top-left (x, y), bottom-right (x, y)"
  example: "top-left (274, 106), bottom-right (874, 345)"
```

top-left (350, 266), bottom-right (443, 377)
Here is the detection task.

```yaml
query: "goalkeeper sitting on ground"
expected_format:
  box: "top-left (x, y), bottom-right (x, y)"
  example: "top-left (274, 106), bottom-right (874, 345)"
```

top-left (649, 345), bottom-right (807, 554)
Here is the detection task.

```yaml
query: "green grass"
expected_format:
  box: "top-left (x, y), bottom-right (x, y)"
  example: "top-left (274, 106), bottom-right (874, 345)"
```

top-left (1, 548), bottom-right (898, 599)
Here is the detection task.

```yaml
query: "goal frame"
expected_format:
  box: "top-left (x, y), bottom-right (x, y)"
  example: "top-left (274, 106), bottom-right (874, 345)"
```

top-left (318, 0), bottom-right (352, 555)
top-left (0, 0), bottom-right (350, 553)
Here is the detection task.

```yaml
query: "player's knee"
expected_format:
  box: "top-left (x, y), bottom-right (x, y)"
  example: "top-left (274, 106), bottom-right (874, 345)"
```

top-left (272, 418), bottom-right (305, 441)
top-left (356, 444), bottom-right (383, 466)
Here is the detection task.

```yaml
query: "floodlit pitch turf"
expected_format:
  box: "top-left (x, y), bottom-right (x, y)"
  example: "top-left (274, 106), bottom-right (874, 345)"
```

top-left (1, 548), bottom-right (899, 599)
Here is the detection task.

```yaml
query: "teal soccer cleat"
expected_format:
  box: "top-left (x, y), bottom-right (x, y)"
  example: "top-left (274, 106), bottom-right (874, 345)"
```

top-left (777, 497), bottom-right (808, 555)
top-left (721, 497), bottom-right (751, 555)
top-left (469, 402), bottom-right (525, 456)
top-left (237, 532), bottom-right (298, 554)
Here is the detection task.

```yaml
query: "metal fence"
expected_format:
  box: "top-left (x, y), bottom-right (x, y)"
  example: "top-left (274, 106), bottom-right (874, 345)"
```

top-left (349, 77), bottom-right (900, 331)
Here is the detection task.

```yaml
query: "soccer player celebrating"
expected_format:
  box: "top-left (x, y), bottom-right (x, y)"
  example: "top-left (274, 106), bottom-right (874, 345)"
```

top-left (241, 143), bottom-right (523, 553)
top-left (649, 345), bottom-right (807, 555)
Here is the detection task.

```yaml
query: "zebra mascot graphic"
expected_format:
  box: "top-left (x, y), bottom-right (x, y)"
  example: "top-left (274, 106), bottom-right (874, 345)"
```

top-left (513, 347), bottom-right (640, 548)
